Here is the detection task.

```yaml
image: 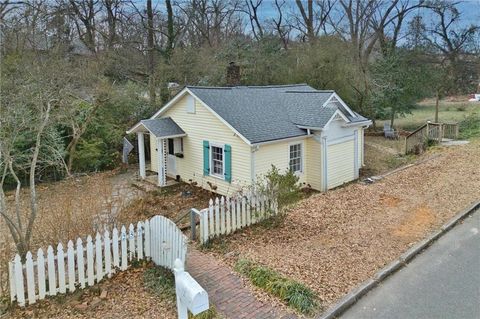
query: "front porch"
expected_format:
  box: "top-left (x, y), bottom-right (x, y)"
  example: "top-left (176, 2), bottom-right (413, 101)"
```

top-left (145, 173), bottom-right (179, 187)
top-left (127, 117), bottom-right (186, 187)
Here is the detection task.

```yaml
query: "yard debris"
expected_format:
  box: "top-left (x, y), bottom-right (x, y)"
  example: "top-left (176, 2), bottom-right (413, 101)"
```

top-left (206, 139), bottom-right (480, 309)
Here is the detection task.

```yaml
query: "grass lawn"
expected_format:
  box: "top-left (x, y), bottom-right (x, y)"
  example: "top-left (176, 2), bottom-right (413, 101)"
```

top-left (377, 98), bottom-right (479, 130)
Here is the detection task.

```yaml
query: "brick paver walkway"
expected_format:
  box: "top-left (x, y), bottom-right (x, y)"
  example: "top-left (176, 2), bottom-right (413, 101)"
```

top-left (186, 248), bottom-right (296, 319)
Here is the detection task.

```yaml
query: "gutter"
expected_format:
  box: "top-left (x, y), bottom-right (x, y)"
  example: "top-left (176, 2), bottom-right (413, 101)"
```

top-left (251, 132), bottom-right (314, 147)
top-left (342, 120), bottom-right (372, 127)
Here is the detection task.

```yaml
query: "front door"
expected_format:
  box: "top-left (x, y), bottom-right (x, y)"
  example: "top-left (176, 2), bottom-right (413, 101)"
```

top-left (167, 138), bottom-right (176, 177)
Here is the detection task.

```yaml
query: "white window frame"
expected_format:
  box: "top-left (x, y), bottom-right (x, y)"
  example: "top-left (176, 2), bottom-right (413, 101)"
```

top-left (209, 142), bottom-right (225, 180)
top-left (288, 142), bottom-right (303, 174)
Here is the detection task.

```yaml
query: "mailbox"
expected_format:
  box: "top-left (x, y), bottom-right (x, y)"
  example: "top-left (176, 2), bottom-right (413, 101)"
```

top-left (174, 259), bottom-right (209, 317)
top-left (175, 271), bottom-right (209, 315)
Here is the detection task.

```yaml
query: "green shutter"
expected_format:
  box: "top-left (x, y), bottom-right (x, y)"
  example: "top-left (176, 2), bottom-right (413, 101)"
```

top-left (203, 140), bottom-right (210, 176)
top-left (224, 144), bottom-right (232, 183)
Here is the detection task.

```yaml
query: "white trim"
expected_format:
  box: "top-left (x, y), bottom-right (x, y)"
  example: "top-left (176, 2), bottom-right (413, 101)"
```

top-left (327, 134), bottom-right (355, 146)
top-left (354, 130), bottom-right (359, 179)
top-left (157, 138), bottom-right (166, 187)
top-left (288, 141), bottom-right (304, 174)
top-left (322, 136), bottom-right (328, 192)
top-left (126, 121), bottom-right (144, 134)
top-left (137, 132), bottom-right (146, 179)
top-left (296, 125), bottom-right (324, 130)
top-left (251, 134), bottom-right (312, 147)
top-left (324, 109), bottom-right (351, 129)
top-left (343, 120), bottom-right (372, 127)
top-left (209, 142), bottom-right (225, 180)
top-left (150, 88), bottom-right (190, 119)
top-left (153, 88), bottom-right (252, 146)
top-left (323, 93), bottom-right (356, 117)
top-left (250, 146), bottom-right (259, 183)
top-left (160, 133), bottom-right (187, 139)
top-left (126, 122), bottom-right (187, 139)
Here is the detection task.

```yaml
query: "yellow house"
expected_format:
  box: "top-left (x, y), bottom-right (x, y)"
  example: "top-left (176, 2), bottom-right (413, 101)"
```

top-left (127, 84), bottom-right (371, 196)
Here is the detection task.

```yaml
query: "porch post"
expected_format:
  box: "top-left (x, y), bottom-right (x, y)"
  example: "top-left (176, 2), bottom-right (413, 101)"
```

top-left (157, 138), bottom-right (167, 186)
top-left (137, 132), bottom-right (146, 179)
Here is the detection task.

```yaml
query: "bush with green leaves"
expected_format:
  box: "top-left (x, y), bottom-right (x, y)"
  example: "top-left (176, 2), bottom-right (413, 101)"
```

top-left (144, 265), bottom-right (220, 318)
top-left (143, 265), bottom-right (176, 301)
top-left (235, 259), bottom-right (319, 315)
top-left (459, 113), bottom-right (480, 139)
top-left (255, 165), bottom-right (301, 210)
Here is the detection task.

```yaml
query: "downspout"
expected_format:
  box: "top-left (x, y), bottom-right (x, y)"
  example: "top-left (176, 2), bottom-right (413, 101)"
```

top-left (250, 145), bottom-right (259, 187)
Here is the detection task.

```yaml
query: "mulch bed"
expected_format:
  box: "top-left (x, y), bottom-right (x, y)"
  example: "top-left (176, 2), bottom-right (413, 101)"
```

top-left (203, 139), bottom-right (480, 310)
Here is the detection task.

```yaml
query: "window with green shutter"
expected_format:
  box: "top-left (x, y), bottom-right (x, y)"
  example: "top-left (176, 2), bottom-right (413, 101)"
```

top-left (203, 141), bottom-right (232, 183)
top-left (224, 144), bottom-right (232, 183)
top-left (203, 140), bottom-right (209, 176)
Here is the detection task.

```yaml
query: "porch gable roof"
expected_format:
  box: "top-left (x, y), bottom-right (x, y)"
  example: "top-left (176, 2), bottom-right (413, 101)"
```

top-left (127, 117), bottom-right (186, 138)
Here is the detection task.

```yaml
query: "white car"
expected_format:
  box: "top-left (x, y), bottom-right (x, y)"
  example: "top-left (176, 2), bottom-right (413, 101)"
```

top-left (468, 94), bottom-right (480, 102)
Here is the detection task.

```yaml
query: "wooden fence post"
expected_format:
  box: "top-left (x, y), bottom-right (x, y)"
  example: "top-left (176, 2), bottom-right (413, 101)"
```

top-left (37, 249), bottom-right (46, 299)
top-left (25, 252), bottom-right (35, 305)
top-left (67, 241), bottom-right (76, 292)
top-left (47, 246), bottom-right (56, 296)
top-left (77, 239), bottom-right (85, 288)
top-left (13, 255), bottom-right (25, 307)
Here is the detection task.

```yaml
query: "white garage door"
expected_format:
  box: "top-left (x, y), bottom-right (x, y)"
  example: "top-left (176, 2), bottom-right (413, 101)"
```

top-left (327, 139), bottom-right (355, 189)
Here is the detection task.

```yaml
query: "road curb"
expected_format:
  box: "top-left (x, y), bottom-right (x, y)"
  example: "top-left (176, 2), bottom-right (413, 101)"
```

top-left (317, 200), bottom-right (480, 319)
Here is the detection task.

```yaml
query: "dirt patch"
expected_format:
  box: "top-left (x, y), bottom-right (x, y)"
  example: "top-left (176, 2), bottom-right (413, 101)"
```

top-left (204, 139), bottom-right (480, 309)
top-left (117, 182), bottom-right (214, 227)
top-left (392, 204), bottom-right (436, 239)
top-left (380, 195), bottom-right (402, 208)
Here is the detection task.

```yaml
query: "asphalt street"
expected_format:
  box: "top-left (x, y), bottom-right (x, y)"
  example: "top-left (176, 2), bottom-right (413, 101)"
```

top-left (341, 209), bottom-right (480, 319)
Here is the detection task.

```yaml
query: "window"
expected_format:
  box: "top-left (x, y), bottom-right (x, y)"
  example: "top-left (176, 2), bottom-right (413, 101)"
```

top-left (289, 143), bottom-right (302, 173)
top-left (210, 145), bottom-right (224, 177)
top-left (168, 138), bottom-right (174, 155)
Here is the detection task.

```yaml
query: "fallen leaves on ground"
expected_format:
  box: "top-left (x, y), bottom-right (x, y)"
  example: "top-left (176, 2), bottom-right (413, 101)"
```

top-left (7, 264), bottom-right (177, 319)
top-left (206, 140), bottom-right (480, 309)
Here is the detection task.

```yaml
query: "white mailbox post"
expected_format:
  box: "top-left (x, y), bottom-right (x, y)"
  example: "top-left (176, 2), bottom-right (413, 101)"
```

top-left (174, 259), bottom-right (209, 319)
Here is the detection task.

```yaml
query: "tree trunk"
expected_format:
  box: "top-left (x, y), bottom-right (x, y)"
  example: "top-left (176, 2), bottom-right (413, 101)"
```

top-left (435, 89), bottom-right (440, 123)
top-left (390, 110), bottom-right (395, 128)
top-left (146, 0), bottom-right (156, 106)
top-left (66, 136), bottom-right (80, 173)
top-left (165, 0), bottom-right (174, 61)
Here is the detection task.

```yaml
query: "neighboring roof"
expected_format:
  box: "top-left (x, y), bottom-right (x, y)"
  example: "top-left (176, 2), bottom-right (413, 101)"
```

top-left (183, 84), bottom-right (369, 144)
top-left (128, 117), bottom-right (186, 138)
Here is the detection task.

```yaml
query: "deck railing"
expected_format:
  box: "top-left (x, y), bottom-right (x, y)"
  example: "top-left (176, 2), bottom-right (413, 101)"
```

top-left (405, 122), bottom-right (459, 154)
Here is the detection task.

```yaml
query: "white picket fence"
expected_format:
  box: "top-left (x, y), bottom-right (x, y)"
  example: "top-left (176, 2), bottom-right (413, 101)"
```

top-left (197, 192), bottom-right (278, 244)
top-left (9, 215), bottom-right (187, 307)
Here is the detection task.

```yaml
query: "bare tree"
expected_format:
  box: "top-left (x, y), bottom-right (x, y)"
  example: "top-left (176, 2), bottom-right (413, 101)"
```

top-left (271, 0), bottom-right (290, 49)
top-left (293, 0), bottom-right (335, 42)
top-left (177, 0), bottom-right (243, 47)
top-left (146, 0), bottom-right (156, 105)
top-left (0, 57), bottom-right (71, 258)
top-left (165, 0), bottom-right (175, 60)
top-left (68, 0), bottom-right (99, 52)
top-left (423, 0), bottom-right (479, 122)
top-left (100, 0), bottom-right (121, 48)
top-left (241, 0), bottom-right (263, 40)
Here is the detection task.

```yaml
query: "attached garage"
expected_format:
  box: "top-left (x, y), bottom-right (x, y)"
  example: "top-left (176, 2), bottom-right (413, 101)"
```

top-left (326, 139), bottom-right (356, 189)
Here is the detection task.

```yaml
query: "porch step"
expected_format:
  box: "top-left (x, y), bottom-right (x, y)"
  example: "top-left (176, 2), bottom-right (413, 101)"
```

top-left (131, 179), bottom-right (158, 193)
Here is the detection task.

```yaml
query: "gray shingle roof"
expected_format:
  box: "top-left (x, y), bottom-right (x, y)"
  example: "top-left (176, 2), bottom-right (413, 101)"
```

top-left (141, 117), bottom-right (185, 138)
top-left (187, 84), bottom-right (368, 144)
